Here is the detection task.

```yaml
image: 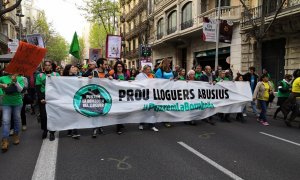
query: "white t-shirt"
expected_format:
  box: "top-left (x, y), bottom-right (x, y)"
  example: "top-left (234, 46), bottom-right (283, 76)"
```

top-left (135, 73), bottom-right (148, 80)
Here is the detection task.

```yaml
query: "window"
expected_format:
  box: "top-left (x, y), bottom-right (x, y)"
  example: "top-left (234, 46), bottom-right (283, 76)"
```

top-left (2, 24), bottom-right (8, 36)
top-left (181, 2), bottom-right (193, 30)
top-left (157, 18), bottom-right (164, 39)
top-left (215, 0), bottom-right (230, 7)
top-left (167, 11), bottom-right (177, 35)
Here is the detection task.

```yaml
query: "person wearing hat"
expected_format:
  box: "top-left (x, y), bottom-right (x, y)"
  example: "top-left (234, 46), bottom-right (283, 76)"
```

top-left (82, 61), bottom-right (98, 78)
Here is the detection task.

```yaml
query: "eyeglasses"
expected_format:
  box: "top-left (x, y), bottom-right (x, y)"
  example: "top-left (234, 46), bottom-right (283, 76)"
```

top-left (117, 66), bottom-right (122, 68)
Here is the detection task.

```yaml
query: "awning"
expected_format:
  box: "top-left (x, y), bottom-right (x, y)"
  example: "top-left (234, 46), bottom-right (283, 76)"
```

top-left (0, 53), bottom-right (15, 63)
top-left (195, 47), bottom-right (230, 58)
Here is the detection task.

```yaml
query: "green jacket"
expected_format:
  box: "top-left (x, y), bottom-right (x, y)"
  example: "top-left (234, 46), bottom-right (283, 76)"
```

top-left (277, 80), bottom-right (291, 98)
top-left (0, 75), bottom-right (24, 106)
top-left (216, 77), bottom-right (230, 82)
top-left (35, 72), bottom-right (60, 100)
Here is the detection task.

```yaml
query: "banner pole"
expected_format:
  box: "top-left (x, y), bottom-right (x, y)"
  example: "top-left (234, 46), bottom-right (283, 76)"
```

top-left (215, 0), bottom-right (221, 69)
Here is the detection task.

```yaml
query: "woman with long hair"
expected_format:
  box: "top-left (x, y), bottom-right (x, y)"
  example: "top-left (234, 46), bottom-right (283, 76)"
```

top-left (63, 64), bottom-right (81, 139)
top-left (253, 74), bottom-right (274, 126)
top-left (155, 58), bottom-right (174, 128)
top-left (109, 61), bottom-right (129, 134)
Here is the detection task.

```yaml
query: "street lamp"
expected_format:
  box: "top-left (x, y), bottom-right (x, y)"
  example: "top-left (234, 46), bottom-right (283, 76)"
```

top-left (16, 12), bottom-right (25, 40)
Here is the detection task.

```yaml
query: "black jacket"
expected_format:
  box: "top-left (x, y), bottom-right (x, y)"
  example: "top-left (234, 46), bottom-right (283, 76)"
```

top-left (243, 72), bottom-right (259, 91)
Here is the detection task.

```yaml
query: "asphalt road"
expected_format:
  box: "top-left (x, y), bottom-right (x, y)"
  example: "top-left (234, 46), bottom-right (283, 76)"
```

top-left (0, 111), bottom-right (300, 180)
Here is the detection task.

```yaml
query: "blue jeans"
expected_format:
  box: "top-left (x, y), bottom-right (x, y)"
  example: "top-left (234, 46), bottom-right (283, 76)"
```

top-left (258, 100), bottom-right (268, 122)
top-left (2, 105), bottom-right (22, 138)
top-left (251, 100), bottom-right (258, 115)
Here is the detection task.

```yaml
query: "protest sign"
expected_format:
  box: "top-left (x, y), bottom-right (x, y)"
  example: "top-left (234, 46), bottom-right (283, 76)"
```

top-left (203, 17), bottom-right (217, 42)
top-left (106, 35), bottom-right (121, 59)
top-left (5, 41), bottom-right (47, 76)
top-left (8, 39), bottom-right (19, 53)
top-left (46, 77), bottom-right (252, 131)
top-left (26, 34), bottom-right (45, 48)
top-left (89, 48), bottom-right (102, 62)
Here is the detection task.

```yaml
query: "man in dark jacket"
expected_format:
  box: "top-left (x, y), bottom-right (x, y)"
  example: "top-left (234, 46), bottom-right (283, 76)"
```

top-left (199, 66), bottom-right (216, 84)
top-left (199, 66), bottom-right (216, 125)
top-left (242, 66), bottom-right (259, 117)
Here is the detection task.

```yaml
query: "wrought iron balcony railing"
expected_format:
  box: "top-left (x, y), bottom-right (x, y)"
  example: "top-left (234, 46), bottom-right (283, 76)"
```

top-left (181, 19), bottom-right (194, 30)
top-left (125, 0), bottom-right (147, 22)
top-left (167, 26), bottom-right (177, 35)
top-left (241, 0), bottom-right (300, 27)
top-left (156, 32), bottom-right (164, 40)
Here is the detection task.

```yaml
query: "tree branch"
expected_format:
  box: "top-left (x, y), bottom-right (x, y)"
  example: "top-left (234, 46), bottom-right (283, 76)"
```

top-left (261, 0), bottom-right (287, 38)
top-left (239, 0), bottom-right (257, 29)
top-left (0, 0), bottom-right (23, 16)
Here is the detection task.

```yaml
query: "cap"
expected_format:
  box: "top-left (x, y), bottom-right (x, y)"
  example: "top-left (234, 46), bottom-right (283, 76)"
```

top-left (88, 61), bottom-right (97, 67)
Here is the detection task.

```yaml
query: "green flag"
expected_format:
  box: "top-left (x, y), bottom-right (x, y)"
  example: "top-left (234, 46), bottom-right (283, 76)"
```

top-left (69, 32), bottom-right (80, 59)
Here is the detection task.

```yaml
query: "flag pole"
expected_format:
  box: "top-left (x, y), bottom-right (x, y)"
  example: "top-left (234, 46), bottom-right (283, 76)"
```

top-left (215, 0), bottom-right (221, 69)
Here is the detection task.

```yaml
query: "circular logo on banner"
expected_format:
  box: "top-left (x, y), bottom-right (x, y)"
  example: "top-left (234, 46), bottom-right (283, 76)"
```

top-left (73, 84), bottom-right (112, 117)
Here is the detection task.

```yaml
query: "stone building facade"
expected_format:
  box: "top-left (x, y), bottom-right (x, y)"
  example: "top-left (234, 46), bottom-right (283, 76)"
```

top-left (149, 0), bottom-right (242, 73)
top-left (119, 0), bottom-right (150, 69)
top-left (241, 0), bottom-right (300, 84)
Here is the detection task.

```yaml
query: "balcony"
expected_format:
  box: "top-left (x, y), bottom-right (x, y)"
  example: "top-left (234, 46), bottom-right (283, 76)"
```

top-left (0, 32), bottom-right (9, 45)
top-left (152, 5), bottom-right (241, 46)
top-left (241, 0), bottom-right (300, 28)
top-left (124, 48), bottom-right (139, 59)
top-left (181, 19), bottom-right (194, 30)
top-left (197, 6), bottom-right (241, 24)
top-left (154, 0), bottom-right (173, 14)
top-left (125, 0), bottom-right (147, 22)
top-left (1, 11), bottom-right (18, 25)
top-left (167, 26), bottom-right (177, 35)
top-left (125, 20), bottom-right (148, 41)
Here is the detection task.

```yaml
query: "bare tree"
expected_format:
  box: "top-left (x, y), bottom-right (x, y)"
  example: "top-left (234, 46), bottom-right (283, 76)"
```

top-left (0, 0), bottom-right (23, 16)
top-left (239, 0), bottom-right (287, 74)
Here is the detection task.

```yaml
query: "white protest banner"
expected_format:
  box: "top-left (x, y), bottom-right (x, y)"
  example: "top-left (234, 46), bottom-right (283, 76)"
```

top-left (46, 77), bottom-right (252, 131)
top-left (203, 17), bottom-right (216, 42)
top-left (106, 35), bottom-right (121, 59)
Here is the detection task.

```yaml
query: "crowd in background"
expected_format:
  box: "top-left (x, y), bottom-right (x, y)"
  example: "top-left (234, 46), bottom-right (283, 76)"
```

top-left (0, 57), bottom-right (299, 153)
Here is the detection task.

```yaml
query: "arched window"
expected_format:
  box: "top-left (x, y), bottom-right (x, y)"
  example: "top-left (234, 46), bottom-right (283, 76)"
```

top-left (157, 18), bottom-right (164, 39)
top-left (181, 2), bottom-right (193, 30)
top-left (167, 11), bottom-right (177, 35)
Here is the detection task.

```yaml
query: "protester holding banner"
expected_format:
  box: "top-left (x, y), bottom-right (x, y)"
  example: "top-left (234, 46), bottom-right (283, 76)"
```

top-left (63, 64), bottom-right (81, 139)
top-left (253, 74), bottom-right (274, 126)
top-left (176, 68), bottom-right (186, 80)
top-left (235, 74), bottom-right (246, 123)
top-left (155, 58), bottom-right (174, 128)
top-left (216, 70), bottom-right (231, 122)
top-left (129, 69), bottom-right (138, 80)
top-left (83, 61), bottom-right (98, 78)
top-left (199, 66), bottom-right (216, 125)
top-left (185, 69), bottom-right (197, 126)
top-left (96, 58), bottom-right (109, 78)
top-left (194, 65), bottom-right (203, 80)
top-left (89, 58), bottom-right (108, 138)
top-left (187, 70), bottom-right (196, 81)
top-left (0, 74), bottom-right (24, 152)
top-left (36, 61), bottom-right (60, 141)
top-left (109, 61), bottom-right (128, 134)
top-left (136, 65), bottom-right (159, 132)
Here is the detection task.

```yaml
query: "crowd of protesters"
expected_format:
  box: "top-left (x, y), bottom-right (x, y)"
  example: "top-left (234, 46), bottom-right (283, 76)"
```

top-left (0, 57), bottom-right (299, 153)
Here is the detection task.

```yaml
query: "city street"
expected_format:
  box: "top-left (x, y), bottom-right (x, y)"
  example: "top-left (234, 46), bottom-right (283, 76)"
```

top-left (0, 111), bottom-right (299, 180)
